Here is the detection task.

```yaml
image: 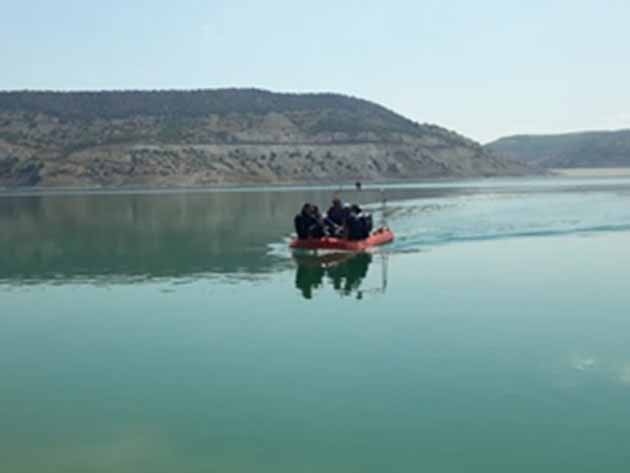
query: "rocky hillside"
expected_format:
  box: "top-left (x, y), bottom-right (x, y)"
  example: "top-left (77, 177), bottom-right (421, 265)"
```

top-left (0, 89), bottom-right (530, 187)
top-left (486, 129), bottom-right (630, 168)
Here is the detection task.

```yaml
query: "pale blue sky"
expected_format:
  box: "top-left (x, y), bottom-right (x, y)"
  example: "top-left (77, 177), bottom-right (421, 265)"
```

top-left (2, 0), bottom-right (628, 142)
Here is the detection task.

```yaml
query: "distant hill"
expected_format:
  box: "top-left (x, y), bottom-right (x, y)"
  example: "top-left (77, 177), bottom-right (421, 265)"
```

top-left (486, 129), bottom-right (630, 168)
top-left (0, 89), bottom-right (531, 187)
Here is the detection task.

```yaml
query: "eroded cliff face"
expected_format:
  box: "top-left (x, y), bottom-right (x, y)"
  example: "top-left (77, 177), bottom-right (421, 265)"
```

top-left (0, 90), bottom-right (530, 187)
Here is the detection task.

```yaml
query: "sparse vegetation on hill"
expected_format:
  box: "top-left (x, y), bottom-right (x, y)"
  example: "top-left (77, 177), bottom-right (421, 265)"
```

top-left (0, 89), bottom-right (530, 187)
top-left (486, 129), bottom-right (630, 168)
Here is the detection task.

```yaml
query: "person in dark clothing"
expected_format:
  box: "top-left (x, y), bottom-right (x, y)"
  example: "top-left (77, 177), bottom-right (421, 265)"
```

top-left (345, 205), bottom-right (364, 240)
top-left (324, 198), bottom-right (347, 236)
top-left (345, 204), bottom-right (373, 240)
top-left (326, 198), bottom-right (345, 226)
top-left (312, 205), bottom-right (323, 225)
top-left (310, 206), bottom-right (326, 238)
top-left (294, 203), bottom-right (325, 239)
top-left (294, 203), bottom-right (312, 239)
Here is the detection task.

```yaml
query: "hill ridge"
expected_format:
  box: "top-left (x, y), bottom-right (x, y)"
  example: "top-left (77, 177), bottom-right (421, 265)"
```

top-left (486, 129), bottom-right (630, 168)
top-left (0, 89), bottom-right (530, 187)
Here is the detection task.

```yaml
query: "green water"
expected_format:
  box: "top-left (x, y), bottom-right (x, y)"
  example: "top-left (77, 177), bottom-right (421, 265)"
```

top-left (2, 177), bottom-right (630, 472)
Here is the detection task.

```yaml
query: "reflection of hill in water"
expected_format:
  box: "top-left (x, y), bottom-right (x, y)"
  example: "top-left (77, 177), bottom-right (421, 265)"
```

top-left (294, 253), bottom-right (374, 300)
top-left (0, 191), bottom-right (296, 283)
top-left (0, 186), bottom-right (464, 284)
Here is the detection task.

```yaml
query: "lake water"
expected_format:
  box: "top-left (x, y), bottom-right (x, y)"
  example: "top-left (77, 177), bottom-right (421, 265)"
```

top-left (1, 176), bottom-right (630, 472)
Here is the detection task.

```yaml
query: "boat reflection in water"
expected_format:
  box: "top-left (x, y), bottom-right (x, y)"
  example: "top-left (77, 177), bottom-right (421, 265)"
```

top-left (294, 252), bottom-right (388, 300)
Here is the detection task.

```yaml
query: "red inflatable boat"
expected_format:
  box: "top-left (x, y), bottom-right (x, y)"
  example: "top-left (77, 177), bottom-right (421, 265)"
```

top-left (290, 227), bottom-right (394, 252)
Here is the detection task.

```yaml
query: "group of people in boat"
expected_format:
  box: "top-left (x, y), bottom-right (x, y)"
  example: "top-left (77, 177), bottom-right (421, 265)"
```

top-left (294, 197), bottom-right (373, 241)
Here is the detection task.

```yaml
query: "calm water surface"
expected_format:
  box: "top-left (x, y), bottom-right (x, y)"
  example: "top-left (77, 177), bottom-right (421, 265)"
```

top-left (1, 177), bottom-right (630, 472)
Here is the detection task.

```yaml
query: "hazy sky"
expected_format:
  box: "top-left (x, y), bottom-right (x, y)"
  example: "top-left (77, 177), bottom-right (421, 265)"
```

top-left (2, 0), bottom-right (628, 142)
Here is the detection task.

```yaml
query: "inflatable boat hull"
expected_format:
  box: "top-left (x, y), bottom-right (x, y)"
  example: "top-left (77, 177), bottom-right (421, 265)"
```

top-left (290, 228), bottom-right (394, 252)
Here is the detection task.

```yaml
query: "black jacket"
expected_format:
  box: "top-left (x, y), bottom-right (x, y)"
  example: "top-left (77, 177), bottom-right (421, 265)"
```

top-left (295, 212), bottom-right (323, 239)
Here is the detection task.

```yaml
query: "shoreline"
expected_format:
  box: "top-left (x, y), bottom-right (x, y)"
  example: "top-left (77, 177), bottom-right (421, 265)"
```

top-left (0, 174), bottom-right (531, 197)
top-left (551, 167), bottom-right (630, 177)
top-left (2, 170), bottom-right (629, 197)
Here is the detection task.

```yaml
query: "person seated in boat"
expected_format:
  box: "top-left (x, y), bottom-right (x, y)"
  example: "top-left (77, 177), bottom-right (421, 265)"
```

top-left (312, 205), bottom-right (324, 226)
top-left (313, 205), bottom-right (330, 237)
top-left (310, 207), bottom-right (326, 238)
top-left (345, 204), bottom-right (373, 240)
top-left (324, 198), bottom-right (348, 236)
top-left (326, 198), bottom-right (345, 226)
top-left (294, 204), bottom-right (311, 239)
top-left (294, 203), bottom-right (325, 239)
top-left (345, 205), bottom-right (363, 240)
